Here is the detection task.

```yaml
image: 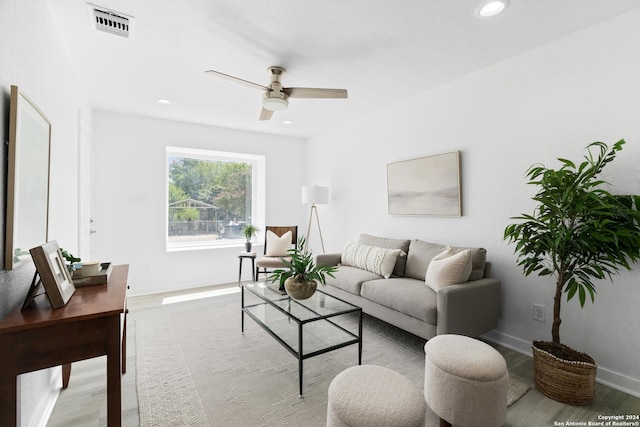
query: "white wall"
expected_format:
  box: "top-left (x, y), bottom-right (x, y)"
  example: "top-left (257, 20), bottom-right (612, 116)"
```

top-left (306, 10), bottom-right (640, 396)
top-left (92, 111), bottom-right (306, 296)
top-left (0, 1), bottom-right (89, 425)
top-left (2, 5), bottom-right (638, 427)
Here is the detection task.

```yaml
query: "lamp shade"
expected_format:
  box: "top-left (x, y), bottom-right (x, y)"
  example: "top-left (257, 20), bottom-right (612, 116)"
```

top-left (302, 186), bottom-right (329, 205)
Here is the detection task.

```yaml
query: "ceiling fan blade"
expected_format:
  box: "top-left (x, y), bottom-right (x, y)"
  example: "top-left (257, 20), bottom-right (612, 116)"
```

top-left (259, 108), bottom-right (274, 121)
top-left (283, 87), bottom-right (348, 99)
top-left (204, 70), bottom-right (270, 91)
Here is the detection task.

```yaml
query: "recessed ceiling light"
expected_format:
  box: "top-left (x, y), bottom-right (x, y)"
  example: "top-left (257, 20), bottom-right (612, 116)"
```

top-left (282, 120), bottom-right (293, 125)
top-left (476, 1), bottom-right (509, 18)
top-left (157, 98), bottom-right (171, 105)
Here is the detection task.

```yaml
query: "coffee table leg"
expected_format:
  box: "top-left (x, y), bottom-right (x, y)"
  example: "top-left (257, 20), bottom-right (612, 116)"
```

top-left (241, 286), bottom-right (245, 335)
top-left (298, 322), bottom-right (304, 398)
top-left (358, 309), bottom-right (363, 365)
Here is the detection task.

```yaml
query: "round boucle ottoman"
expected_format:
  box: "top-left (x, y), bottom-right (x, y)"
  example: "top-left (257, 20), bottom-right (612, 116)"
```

top-left (326, 365), bottom-right (426, 427)
top-left (424, 334), bottom-right (508, 427)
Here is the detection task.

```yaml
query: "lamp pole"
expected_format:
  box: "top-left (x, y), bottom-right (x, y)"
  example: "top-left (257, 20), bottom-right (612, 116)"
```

top-left (302, 186), bottom-right (329, 254)
top-left (305, 204), bottom-right (325, 253)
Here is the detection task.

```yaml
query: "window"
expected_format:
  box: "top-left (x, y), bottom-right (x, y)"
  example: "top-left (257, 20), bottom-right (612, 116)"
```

top-left (166, 147), bottom-right (265, 250)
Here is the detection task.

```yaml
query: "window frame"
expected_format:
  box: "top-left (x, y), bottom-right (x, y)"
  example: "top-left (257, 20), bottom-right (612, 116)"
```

top-left (165, 146), bottom-right (265, 251)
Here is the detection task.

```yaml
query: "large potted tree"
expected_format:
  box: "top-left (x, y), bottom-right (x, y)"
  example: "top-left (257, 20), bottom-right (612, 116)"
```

top-left (504, 139), bottom-right (640, 405)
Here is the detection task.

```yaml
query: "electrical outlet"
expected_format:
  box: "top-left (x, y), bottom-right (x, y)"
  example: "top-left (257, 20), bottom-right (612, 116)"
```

top-left (533, 304), bottom-right (545, 322)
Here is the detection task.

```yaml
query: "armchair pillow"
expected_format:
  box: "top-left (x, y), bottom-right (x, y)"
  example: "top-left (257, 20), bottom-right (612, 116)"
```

top-left (265, 230), bottom-right (292, 256)
top-left (342, 241), bottom-right (404, 279)
top-left (425, 247), bottom-right (472, 292)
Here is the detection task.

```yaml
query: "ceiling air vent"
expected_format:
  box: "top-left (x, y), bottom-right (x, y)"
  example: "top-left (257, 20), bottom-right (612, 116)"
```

top-left (87, 3), bottom-right (134, 38)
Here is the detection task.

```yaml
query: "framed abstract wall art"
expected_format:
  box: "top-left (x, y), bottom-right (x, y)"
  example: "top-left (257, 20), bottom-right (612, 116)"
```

top-left (387, 151), bottom-right (461, 216)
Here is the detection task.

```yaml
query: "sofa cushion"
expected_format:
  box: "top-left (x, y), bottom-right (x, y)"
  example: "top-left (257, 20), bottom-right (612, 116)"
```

top-left (454, 247), bottom-right (487, 281)
top-left (405, 239), bottom-right (487, 281)
top-left (405, 240), bottom-right (448, 280)
top-left (341, 242), bottom-right (404, 279)
top-left (425, 248), bottom-right (472, 292)
top-left (360, 278), bottom-right (437, 324)
top-left (358, 234), bottom-right (411, 277)
top-left (326, 265), bottom-right (382, 295)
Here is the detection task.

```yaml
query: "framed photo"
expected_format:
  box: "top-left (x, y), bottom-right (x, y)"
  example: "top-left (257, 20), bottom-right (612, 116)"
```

top-left (29, 241), bottom-right (75, 308)
top-left (387, 151), bottom-right (462, 216)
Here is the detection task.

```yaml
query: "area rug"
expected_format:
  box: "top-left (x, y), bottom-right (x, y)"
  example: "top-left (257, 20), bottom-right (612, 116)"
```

top-left (135, 292), bottom-right (530, 426)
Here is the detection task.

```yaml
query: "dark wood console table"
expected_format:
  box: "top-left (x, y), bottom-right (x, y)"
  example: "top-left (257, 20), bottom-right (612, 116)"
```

top-left (0, 264), bottom-right (129, 426)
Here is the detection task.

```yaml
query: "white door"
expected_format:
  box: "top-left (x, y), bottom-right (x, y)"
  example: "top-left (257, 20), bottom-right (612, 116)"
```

top-left (77, 110), bottom-right (94, 261)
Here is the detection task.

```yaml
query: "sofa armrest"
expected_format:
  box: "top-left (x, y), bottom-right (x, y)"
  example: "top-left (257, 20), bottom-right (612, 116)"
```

top-left (316, 253), bottom-right (342, 267)
top-left (436, 278), bottom-right (501, 337)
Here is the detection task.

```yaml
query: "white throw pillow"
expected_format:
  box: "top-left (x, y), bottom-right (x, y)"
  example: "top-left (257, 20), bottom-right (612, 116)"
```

top-left (425, 247), bottom-right (472, 292)
top-left (341, 241), bottom-right (404, 279)
top-left (265, 230), bottom-right (292, 256)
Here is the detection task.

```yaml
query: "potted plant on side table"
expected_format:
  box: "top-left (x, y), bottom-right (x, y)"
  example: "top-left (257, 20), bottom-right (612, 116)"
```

top-left (269, 236), bottom-right (338, 300)
top-left (504, 139), bottom-right (640, 405)
top-left (242, 224), bottom-right (260, 252)
top-left (60, 248), bottom-right (81, 274)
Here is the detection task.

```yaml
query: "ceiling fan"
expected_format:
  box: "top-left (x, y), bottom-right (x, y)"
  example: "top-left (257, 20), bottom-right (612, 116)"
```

top-left (204, 66), bottom-right (348, 121)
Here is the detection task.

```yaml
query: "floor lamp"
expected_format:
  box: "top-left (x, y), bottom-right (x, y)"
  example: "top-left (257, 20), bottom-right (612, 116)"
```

top-left (302, 185), bottom-right (328, 253)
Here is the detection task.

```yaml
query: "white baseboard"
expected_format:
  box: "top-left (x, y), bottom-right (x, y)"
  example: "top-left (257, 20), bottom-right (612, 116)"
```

top-left (29, 368), bottom-right (61, 427)
top-left (482, 330), bottom-right (640, 399)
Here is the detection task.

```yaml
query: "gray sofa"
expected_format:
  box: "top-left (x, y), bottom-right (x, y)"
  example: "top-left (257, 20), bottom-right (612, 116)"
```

top-left (316, 234), bottom-right (500, 340)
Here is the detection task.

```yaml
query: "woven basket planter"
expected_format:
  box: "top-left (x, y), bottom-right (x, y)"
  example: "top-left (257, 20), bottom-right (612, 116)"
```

top-left (532, 340), bottom-right (597, 405)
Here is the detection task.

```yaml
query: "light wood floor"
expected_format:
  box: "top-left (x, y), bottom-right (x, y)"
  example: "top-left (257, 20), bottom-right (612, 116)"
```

top-left (47, 284), bottom-right (640, 427)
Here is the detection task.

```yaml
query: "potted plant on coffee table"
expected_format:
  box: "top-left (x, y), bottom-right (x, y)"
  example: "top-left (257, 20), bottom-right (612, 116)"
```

top-left (269, 236), bottom-right (338, 300)
top-left (242, 224), bottom-right (260, 252)
top-left (504, 139), bottom-right (640, 405)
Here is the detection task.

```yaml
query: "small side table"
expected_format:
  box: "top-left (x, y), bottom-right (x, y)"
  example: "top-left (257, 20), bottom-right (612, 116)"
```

top-left (238, 251), bottom-right (257, 283)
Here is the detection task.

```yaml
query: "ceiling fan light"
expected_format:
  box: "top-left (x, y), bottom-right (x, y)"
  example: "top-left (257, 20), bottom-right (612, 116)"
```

top-left (262, 97), bottom-right (288, 111)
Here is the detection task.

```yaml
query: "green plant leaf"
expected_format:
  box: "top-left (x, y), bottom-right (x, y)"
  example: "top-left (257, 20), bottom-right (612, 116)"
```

top-left (268, 235), bottom-right (338, 287)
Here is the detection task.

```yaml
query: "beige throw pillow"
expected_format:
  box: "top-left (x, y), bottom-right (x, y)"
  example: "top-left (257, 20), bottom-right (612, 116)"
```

top-left (265, 230), bottom-right (292, 256)
top-left (341, 241), bottom-right (404, 279)
top-left (425, 247), bottom-right (472, 292)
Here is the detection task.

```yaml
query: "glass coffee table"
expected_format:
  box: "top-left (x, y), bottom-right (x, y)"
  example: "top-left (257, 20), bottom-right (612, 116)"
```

top-left (241, 282), bottom-right (362, 397)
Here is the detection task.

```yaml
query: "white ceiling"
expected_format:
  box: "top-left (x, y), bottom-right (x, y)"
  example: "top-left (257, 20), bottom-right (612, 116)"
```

top-left (49, 0), bottom-right (640, 139)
